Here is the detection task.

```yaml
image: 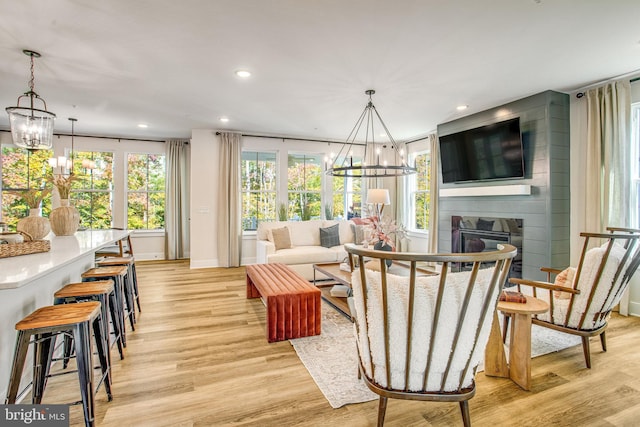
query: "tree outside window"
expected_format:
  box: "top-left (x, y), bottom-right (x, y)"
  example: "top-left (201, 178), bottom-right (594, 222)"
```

top-left (288, 153), bottom-right (323, 220)
top-left (331, 157), bottom-right (362, 220)
top-left (72, 151), bottom-right (114, 229)
top-left (1, 147), bottom-right (52, 230)
top-left (241, 151), bottom-right (277, 230)
top-left (411, 151), bottom-right (431, 230)
top-left (127, 153), bottom-right (165, 229)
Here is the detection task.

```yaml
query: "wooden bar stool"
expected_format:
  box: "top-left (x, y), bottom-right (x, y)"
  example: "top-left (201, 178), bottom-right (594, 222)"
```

top-left (5, 302), bottom-right (112, 427)
top-left (54, 280), bottom-right (124, 363)
top-left (96, 256), bottom-right (141, 314)
top-left (82, 266), bottom-right (133, 345)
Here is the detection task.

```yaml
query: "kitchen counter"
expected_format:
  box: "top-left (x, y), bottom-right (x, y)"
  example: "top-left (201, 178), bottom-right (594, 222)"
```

top-left (0, 229), bottom-right (130, 289)
top-left (0, 229), bottom-right (130, 401)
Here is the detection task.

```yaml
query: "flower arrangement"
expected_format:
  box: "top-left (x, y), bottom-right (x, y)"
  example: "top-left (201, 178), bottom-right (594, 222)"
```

top-left (48, 174), bottom-right (79, 199)
top-left (8, 188), bottom-right (51, 209)
top-left (361, 207), bottom-right (408, 249)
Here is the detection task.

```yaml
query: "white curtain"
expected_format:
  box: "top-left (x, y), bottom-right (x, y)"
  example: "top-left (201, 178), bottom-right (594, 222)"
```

top-left (583, 80), bottom-right (632, 315)
top-left (428, 133), bottom-right (439, 253)
top-left (217, 132), bottom-right (242, 267)
top-left (165, 139), bottom-right (190, 260)
top-left (584, 80), bottom-right (632, 232)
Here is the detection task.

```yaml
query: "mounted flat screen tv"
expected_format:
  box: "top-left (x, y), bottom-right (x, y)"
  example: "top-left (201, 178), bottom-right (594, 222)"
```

top-left (439, 117), bottom-right (524, 184)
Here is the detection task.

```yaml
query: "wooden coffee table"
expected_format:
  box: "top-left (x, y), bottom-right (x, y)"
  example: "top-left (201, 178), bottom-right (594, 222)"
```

top-left (313, 261), bottom-right (437, 318)
top-left (484, 296), bottom-right (549, 390)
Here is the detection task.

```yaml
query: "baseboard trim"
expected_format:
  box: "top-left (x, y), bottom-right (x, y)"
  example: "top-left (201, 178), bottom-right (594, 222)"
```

top-left (628, 301), bottom-right (640, 317)
top-left (190, 259), bottom-right (219, 269)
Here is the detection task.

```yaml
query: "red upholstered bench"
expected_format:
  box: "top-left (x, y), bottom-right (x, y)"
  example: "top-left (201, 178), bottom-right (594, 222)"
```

top-left (246, 263), bottom-right (321, 342)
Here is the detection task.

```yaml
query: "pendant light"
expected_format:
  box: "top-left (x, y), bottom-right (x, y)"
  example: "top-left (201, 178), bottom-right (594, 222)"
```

top-left (326, 90), bottom-right (416, 178)
top-left (6, 50), bottom-right (56, 150)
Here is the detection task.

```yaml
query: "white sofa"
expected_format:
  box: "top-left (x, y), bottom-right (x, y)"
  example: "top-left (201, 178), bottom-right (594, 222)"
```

top-left (255, 219), bottom-right (355, 280)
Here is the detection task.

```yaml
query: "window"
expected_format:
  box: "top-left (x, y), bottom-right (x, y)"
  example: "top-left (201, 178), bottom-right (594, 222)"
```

top-left (632, 103), bottom-right (640, 228)
top-left (72, 151), bottom-right (114, 230)
top-left (127, 153), bottom-right (165, 230)
top-left (1, 147), bottom-right (52, 230)
top-left (241, 151), bottom-right (277, 230)
top-left (288, 153), bottom-right (323, 220)
top-left (331, 158), bottom-right (362, 220)
top-left (410, 151), bottom-right (431, 231)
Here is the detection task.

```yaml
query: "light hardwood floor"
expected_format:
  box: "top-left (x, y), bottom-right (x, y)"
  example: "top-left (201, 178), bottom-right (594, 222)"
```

top-left (41, 260), bottom-right (640, 426)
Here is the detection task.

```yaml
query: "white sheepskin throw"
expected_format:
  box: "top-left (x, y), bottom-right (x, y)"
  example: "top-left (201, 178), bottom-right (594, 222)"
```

top-left (529, 242), bottom-right (627, 330)
top-left (350, 268), bottom-right (498, 393)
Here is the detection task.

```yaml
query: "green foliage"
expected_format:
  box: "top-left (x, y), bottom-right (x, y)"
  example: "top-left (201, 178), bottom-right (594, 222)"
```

top-left (241, 152), bottom-right (277, 230)
top-left (324, 204), bottom-right (333, 220)
top-left (1, 147), bottom-right (52, 229)
top-left (413, 152), bottom-right (431, 230)
top-left (278, 203), bottom-right (288, 221)
top-left (127, 153), bottom-right (165, 229)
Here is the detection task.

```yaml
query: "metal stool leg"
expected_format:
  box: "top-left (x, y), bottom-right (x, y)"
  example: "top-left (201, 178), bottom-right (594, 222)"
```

top-left (5, 331), bottom-right (31, 404)
top-left (73, 321), bottom-right (95, 427)
top-left (92, 313), bottom-right (112, 400)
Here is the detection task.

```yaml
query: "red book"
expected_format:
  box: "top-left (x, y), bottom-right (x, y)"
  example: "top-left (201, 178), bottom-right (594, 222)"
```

top-left (499, 290), bottom-right (527, 304)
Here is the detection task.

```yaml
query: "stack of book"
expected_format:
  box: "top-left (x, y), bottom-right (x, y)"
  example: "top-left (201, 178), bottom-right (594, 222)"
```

top-left (330, 285), bottom-right (350, 298)
top-left (499, 290), bottom-right (527, 303)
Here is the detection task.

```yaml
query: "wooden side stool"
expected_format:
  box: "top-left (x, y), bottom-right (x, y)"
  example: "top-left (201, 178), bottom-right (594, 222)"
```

top-left (96, 256), bottom-right (141, 314)
top-left (5, 302), bottom-right (112, 427)
top-left (54, 280), bottom-right (125, 363)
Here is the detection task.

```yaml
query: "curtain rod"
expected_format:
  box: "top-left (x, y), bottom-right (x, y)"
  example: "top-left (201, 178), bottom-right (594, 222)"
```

top-left (216, 131), bottom-right (427, 146)
top-left (575, 69), bottom-right (640, 98)
top-left (405, 135), bottom-right (433, 144)
top-left (0, 128), bottom-right (169, 143)
top-left (215, 131), bottom-right (361, 146)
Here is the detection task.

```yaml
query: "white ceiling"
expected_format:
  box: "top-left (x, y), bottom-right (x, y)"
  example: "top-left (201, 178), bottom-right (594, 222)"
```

top-left (1, 0), bottom-right (639, 142)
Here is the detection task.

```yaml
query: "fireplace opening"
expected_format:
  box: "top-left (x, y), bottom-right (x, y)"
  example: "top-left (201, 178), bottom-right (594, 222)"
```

top-left (452, 216), bottom-right (523, 279)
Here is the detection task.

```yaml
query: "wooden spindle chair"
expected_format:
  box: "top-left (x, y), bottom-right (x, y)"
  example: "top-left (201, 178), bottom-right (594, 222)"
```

top-left (344, 243), bottom-right (516, 427)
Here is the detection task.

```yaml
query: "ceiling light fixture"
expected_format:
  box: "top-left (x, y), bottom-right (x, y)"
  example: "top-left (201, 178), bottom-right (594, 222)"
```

top-left (6, 50), bottom-right (56, 150)
top-left (235, 70), bottom-right (251, 78)
top-left (326, 89), bottom-right (416, 178)
top-left (219, 117), bottom-right (230, 123)
top-left (456, 105), bottom-right (469, 111)
top-left (137, 123), bottom-right (148, 128)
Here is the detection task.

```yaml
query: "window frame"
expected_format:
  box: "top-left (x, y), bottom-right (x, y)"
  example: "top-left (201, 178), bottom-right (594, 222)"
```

top-left (631, 102), bottom-right (640, 228)
top-left (408, 149), bottom-right (431, 232)
top-left (126, 152), bottom-right (166, 230)
top-left (241, 150), bottom-right (278, 231)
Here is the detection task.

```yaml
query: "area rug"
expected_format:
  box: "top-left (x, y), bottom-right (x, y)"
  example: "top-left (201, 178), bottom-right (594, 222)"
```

top-left (290, 303), bottom-right (581, 409)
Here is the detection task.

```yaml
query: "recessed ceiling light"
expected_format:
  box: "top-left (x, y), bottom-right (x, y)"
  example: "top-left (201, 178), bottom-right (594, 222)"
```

top-left (235, 70), bottom-right (251, 78)
top-left (137, 123), bottom-right (148, 128)
top-left (219, 117), bottom-right (230, 123)
top-left (456, 105), bottom-right (469, 111)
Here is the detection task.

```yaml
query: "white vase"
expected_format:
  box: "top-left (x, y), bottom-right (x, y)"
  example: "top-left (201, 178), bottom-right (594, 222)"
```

top-left (50, 199), bottom-right (80, 236)
top-left (17, 207), bottom-right (51, 240)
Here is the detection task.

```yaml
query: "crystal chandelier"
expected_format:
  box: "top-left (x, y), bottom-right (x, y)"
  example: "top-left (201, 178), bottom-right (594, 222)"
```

top-left (326, 90), bottom-right (416, 178)
top-left (5, 50), bottom-right (56, 150)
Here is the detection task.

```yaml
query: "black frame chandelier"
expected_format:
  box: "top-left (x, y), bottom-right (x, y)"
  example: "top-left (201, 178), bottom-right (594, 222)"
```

top-left (6, 50), bottom-right (56, 150)
top-left (326, 89), bottom-right (416, 178)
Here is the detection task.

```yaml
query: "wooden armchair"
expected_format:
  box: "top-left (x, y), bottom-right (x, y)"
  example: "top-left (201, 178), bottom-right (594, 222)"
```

top-left (508, 230), bottom-right (640, 368)
top-left (344, 243), bottom-right (516, 427)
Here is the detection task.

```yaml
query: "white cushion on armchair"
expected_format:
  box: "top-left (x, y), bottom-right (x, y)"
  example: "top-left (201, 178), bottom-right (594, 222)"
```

top-left (527, 242), bottom-right (627, 329)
